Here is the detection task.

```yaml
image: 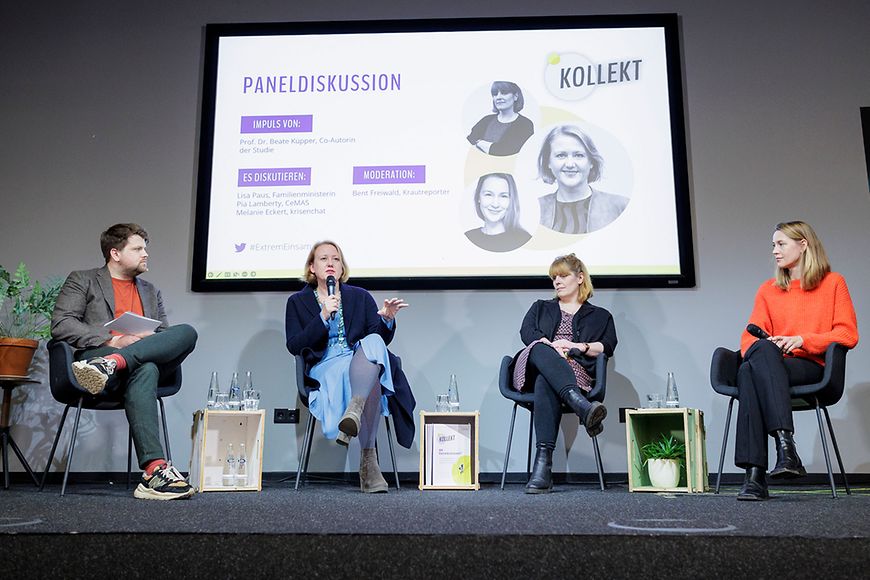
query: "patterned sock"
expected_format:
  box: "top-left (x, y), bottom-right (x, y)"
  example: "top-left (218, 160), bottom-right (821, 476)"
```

top-left (105, 353), bottom-right (127, 371)
top-left (144, 459), bottom-right (167, 476)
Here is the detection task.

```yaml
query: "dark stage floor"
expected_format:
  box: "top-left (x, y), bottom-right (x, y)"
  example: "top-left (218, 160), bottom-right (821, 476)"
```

top-left (2, 479), bottom-right (869, 578)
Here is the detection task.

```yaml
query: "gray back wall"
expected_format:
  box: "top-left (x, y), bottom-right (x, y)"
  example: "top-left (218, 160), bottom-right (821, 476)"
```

top-left (2, 1), bottom-right (869, 476)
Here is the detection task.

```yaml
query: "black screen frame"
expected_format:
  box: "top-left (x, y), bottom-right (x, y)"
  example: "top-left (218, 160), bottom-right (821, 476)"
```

top-left (192, 13), bottom-right (695, 292)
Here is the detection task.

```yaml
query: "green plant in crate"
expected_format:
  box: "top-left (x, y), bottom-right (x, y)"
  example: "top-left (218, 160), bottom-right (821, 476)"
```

top-left (0, 262), bottom-right (63, 339)
top-left (641, 434), bottom-right (686, 489)
top-left (641, 434), bottom-right (686, 465)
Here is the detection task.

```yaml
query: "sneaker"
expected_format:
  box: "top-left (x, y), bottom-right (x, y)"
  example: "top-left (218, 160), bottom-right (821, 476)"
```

top-left (134, 462), bottom-right (195, 500)
top-left (72, 357), bottom-right (117, 394)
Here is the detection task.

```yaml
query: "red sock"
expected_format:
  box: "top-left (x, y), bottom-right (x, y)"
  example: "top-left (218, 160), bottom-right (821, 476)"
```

top-left (144, 459), bottom-right (167, 475)
top-left (105, 353), bottom-right (127, 371)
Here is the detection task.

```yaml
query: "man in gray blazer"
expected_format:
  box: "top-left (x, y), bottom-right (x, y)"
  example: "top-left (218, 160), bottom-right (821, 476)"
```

top-left (51, 223), bottom-right (197, 500)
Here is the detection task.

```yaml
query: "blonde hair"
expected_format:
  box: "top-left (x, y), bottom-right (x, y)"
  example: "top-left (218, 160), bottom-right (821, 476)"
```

top-left (773, 221), bottom-right (830, 291)
top-left (548, 253), bottom-right (593, 302)
top-left (302, 240), bottom-right (350, 286)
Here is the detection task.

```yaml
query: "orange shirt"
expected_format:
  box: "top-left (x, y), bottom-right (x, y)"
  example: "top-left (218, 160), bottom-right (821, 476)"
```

top-left (740, 272), bottom-right (859, 366)
top-left (111, 278), bottom-right (144, 330)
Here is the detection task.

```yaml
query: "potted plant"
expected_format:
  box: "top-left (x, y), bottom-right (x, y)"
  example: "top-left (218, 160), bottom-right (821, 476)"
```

top-left (641, 434), bottom-right (686, 489)
top-left (0, 263), bottom-right (63, 376)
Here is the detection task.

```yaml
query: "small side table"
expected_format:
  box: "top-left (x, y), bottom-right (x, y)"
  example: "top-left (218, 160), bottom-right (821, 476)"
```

top-left (419, 411), bottom-right (480, 490)
top-left (189, 409), bottom-right (266, 492)
top-left (625, 407), bottom-right (709, 493)
top-left (1, 375), bottom-right (41, 489)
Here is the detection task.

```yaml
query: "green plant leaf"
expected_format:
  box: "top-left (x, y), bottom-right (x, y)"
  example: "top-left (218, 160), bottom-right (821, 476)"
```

top-left (0, 262), bottom-right (64, 340)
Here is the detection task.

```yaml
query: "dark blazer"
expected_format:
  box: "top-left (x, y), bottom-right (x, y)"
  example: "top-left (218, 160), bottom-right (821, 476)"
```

top-left (515, 298), bottom-right (617, 380)
top-left (285, 283), bottom-right (416, 448)
top-left (51, 266), bottom-right (169, 350)
top-left (538, 188), bottom-right (629, 234)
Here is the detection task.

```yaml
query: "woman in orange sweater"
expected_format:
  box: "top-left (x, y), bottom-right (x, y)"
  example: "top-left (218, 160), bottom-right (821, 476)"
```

top-left (735, 221), bottom-right (858, 500)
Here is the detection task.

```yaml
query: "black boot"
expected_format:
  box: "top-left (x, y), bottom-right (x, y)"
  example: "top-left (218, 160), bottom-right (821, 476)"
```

top-left (525, 442), bottom-right (555, 494)
top-left (770, 430), bottom-right (807, 479)
top-left (737, 466), bottom-right (769, 501)
top-left (561, 388), bottom-right (607, 436)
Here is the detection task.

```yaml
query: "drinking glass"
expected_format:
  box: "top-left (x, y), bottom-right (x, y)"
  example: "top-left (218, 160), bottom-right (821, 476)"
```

top-left (214, 392), bottom-right (229, 410)
top-left (243, 389), bottom-right (260, 411)
top-left (435, 394), bottom-right (451, 412)
top-left (645, 393), bottom-right (664, 408)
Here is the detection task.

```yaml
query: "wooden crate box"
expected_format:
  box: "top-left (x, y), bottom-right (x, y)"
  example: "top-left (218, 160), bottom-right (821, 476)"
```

top-left (190, 409), bottom-right (265, 492)
top-left (625, 407), bottom-right (708, 493)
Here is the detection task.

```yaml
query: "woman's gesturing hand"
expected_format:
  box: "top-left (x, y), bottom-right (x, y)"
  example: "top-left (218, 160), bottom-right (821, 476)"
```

top-left (378, 298), bottom-right (409, 321)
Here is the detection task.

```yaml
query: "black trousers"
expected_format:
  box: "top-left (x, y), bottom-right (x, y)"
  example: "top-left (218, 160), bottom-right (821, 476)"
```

top-left (528, 343), bottom-right (584, 445)
top-left (734, 339), bottom-right (823, 469)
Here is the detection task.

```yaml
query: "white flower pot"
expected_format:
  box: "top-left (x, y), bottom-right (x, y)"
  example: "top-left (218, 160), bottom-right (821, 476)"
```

top-left (647, 458), bottom-right (681, 488)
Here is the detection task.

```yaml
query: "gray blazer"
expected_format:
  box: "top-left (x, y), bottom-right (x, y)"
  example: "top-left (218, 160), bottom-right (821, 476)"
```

top-left (538, 188), bottom-right (629, 233)
top-left (51, 266), bottom-right (169, 350)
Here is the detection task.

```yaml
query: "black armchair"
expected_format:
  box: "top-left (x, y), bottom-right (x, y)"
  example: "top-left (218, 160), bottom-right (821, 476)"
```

top-left (710, 342), bottom-right (851, 498)
top-left (498, 353), bottom-right (608, 491)
top-left (40, 340), bottom-right (181, 496)
top-left (292, 354), bottom-right (399, 490)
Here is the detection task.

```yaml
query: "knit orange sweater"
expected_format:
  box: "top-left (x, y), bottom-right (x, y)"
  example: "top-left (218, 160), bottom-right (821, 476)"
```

top-left (740, 272), bottom-right (859, 366)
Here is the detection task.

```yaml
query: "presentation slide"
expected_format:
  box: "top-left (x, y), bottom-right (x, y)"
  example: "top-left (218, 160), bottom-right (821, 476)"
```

top-left (192, 15), bottom-right (693, 290)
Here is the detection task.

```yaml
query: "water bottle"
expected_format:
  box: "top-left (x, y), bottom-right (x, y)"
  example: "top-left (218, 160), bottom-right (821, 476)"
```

top-left (242, 371), bottom-right (254, 410)
top-left (223, 443), bottom-right (236, 486)
top-left (228, 372), bottom-right (241, 411)
top-left (207, 371), bottom-right (219, 409)
top-left (237, 443), bottom-right (248, 487)
top-left (447, 373), bottom-right (460, 412)
top-left (665, 372), bottom-right (680, 408)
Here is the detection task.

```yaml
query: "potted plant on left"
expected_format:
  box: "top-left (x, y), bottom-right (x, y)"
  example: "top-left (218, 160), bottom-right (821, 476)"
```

top-left (641, 434), bottom-right (686, 489)
top-left (0, 263), bottom-right (63, 376)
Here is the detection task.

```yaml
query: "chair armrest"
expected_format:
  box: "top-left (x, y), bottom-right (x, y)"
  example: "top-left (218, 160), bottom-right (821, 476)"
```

top-left (790, 343), bottom-right (849, 405)
top-left (47, 339), bottom-right (92, 398)
top-left (710, 347), bottom-right (741, 396)
top-left (497, 355), bottom-right (513, 398)
top-left (585, 354), bottom-right (608, 402)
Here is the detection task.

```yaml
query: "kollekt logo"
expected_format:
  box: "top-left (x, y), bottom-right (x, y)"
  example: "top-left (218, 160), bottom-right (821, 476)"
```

top-left (544, 52), bottom-right (643, 102)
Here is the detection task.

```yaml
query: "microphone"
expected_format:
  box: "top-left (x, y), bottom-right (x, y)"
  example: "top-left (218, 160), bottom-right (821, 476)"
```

top-left (747, 323), bottom-right (793, 355)
top-left (746, 324), bottom-right (770, 340)
top-left (326, 275), bottom-right (336, 320)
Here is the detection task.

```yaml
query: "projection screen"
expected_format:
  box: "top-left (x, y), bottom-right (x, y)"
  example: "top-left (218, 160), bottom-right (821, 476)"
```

top-left (192, 14), bottom-right (694, 291)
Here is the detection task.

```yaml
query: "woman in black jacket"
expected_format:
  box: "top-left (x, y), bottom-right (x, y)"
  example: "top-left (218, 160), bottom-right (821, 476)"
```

top-left (511, 253), bottom-right (617, 493)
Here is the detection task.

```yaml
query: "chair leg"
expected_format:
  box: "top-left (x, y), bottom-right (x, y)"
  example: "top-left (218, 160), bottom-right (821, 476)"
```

top-left (61, 399), bottom-right (85, 497)
top-left (592, 435), bottom-right (606, 491)
top-left (158, 398), bottom-right (172, 462)
top-left (302, 417), bottom-right (316, 475)
top-left (126, 425), bottom-right (133, 490)
top-left (294, 412), bottom-right (315, 490)
top-left (715, 397), bottom-right (735, 494)
top-left (40, 405), bottom-right (71, 491)
top-left (526, 408), bottom-right (534, 477)
top-left (500, 403), bottom-right (519, 490)
top-left (813, 400), bottom-right (838, 499)
top-left (384, 416), bottom-right (400, 490)
top-left (822, 407), bottom-right (851, 495)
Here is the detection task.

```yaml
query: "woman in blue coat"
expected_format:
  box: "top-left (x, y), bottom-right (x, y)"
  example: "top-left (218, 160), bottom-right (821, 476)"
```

top-left (285, 240), bottom-right (414, 493)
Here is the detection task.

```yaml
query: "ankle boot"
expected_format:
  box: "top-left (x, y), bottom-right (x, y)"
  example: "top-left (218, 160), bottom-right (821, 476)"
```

top-left (338, 396), bottom-right (365, 438)
top-left (737, 466), bottom-right (769, 501)
top-left (525, 442), bottom-right (555, 494)
top-left (770, 430), bottom-right (807, 479)
top-left (561, 388), bottom-right (607, 436)
top-left (359, 448), bottom-right (389, 493)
